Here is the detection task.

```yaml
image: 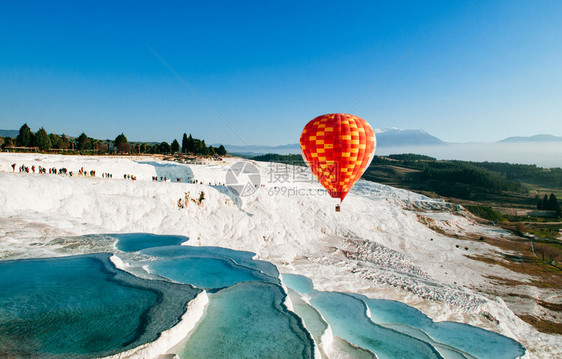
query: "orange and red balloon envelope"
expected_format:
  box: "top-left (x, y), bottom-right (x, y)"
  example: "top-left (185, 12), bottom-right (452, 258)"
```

top-left (300, 113), bottom-right (376, 202)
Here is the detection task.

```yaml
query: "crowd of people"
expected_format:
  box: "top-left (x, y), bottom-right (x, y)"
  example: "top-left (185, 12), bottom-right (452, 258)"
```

top-left (192, 179), bottom-right (226, 186)
top-left (8, 162), bottom-right (201, 185)
top-left (7, 163), bottom-right (233, 188)
top-left (11, 162), bottom-right (109, 179)
top-left (13, 163), bottom-right (72, 175)
top-left (150, 176), bottom-right (226, 185)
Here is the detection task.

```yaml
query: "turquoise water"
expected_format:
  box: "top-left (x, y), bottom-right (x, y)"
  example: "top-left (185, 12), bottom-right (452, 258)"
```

top-left (136, 242), bottom-right (315, 357)
top-left (287, 288), bottom-right (328, 346)
top-left (352, 294), bottom-right (526, 359)
top-left (141, 245), bottom-right (280, 281)
top-left (113, 232), bottom-right (187, 252)
top-left (281, 272), bottom-right (315, 294)
top-left (149, 256), bottom-right (269, 289)
top-left (287, 287), bottom-right (379, 359)
top-left (0, 234), bottom-right (526, 359)
top-left (174, 282), bottom-right (314, 358)
top-left (381, 324), bottom-right (477, 359)
top-left (140, 245), bottom-right (280, 289)
top-left (0, 253), bottom-right (199, 358)
top-left (283, 274), bottom-right (526, 359)
top-left (311, 292), bottom-right (443, 359)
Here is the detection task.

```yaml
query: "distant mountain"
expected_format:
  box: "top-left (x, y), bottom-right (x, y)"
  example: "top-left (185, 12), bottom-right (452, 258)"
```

top-left (499, 134), bottom-right (562, 143)
top-left (374, 128), bottom-right (443, 146)
top-left (0, 129), bottom-right (18, 138)
top-left (224, 128), bottom-right (445, 156)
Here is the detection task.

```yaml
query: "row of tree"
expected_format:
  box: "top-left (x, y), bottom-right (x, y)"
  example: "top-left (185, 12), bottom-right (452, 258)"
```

top-left (421, 163), bottom-right (521, 192)
top-left (469, 161), bottom-right (562, 187)
top-left (369, 155), bottom-right (522, 192)
top-left (537, 193), bottom-right (561, 215)
top-left (1, 124), bottom-right (227, 156)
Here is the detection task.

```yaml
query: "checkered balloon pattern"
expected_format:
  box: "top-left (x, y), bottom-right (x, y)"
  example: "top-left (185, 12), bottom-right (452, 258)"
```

top-left (300, 113), bottom-right (376, 201)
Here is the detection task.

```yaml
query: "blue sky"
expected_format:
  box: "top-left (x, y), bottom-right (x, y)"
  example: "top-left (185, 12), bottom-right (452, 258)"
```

top-left (1, 1), bottom-right (561, 145)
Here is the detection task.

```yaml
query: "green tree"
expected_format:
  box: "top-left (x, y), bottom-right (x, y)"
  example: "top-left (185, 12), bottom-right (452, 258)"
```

top-left (547, 194), bottom-right (560, 216)
top-left (542, 195), bottom-right (549, 210)
top-left (94, 139), bottom-right (107, 153)
top-left (49, 133), bottom-right (61, 149)
top-left (171, 139), bottom-right (180, 153)
top-left (16, 123), bottom-right (32, 147)
top-left (76, 133), bottom-right (90, 150)
top-left (159, 141), bottom-right (170, 154)
top-left (208, 146), bottom-right (216, 156)
top-left (186, 134), bottom-right (195, 153)
top-left (2, 137), bottom-right (14, 148)
top-left (182, 133), bottom-right (188, 153)
top-left (59, 134), bottom-right (70, 149)
top-left (216, 145), bottom-right (227, 156)
top-left (197, 139), bottom-right (207, 155)
top-left (35, 127), bottom-right (52, 151)
top-left (115, 133), bottom-right (130, 153)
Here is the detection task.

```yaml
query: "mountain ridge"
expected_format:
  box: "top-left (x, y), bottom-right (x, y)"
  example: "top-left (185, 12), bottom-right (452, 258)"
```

top-left (224, 128), bottom-right (444, 155)
top-left (0, 130), bottom-right (19, 138)
top-left (499, 134), bottom-right (562, 143)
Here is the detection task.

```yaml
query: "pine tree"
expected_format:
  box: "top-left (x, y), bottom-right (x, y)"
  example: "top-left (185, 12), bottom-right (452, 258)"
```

top-left (60, 134), bottom-right (70, 149)
top-left (171, 139), bottom-right (180, 153)
top-left (49, 133), bottom-right (61, 149)
top-left (29, 132), bottom-right (37, 147)
top-left (16, 123), bottom-right (32, 147)
top-left (217, 145), bottom-right (227, 156)
top-left (77, 133), bottom-right (90, 150)
top-left (543, 195), bottom-right (549, 210)
top-left (198, 140), bottom-right (208, 155)
top-left (159, 141), bottom-right (170, 154)
top-left (548, 194), bottom-right (558, 212)
top-left (182, 133), bottom-right (188, 153)
top-left (35, 127), bottom-right (52, 151)
top-left (187, 134), bottom-right (195, 153)
top-left (537, 197), bottom-right (543, 210)
top-left (115, 133), bottom-right (130, 153)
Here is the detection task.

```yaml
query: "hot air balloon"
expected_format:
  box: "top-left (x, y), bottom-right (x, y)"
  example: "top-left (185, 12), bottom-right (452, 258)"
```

top-left (300, 113), bottom-right (376, 211)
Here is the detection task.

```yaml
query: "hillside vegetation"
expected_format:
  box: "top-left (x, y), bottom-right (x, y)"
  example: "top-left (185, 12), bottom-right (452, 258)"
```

top-left (252, 153), bottom-right (562, 209)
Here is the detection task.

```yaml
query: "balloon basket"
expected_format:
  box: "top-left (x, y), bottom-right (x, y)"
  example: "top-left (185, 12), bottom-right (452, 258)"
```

top-left (335, 204), bottom-right (341, 212)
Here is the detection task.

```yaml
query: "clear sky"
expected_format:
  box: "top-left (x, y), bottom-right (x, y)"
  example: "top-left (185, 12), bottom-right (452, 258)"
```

top-left (1, 1), bottom-right (561, 145)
